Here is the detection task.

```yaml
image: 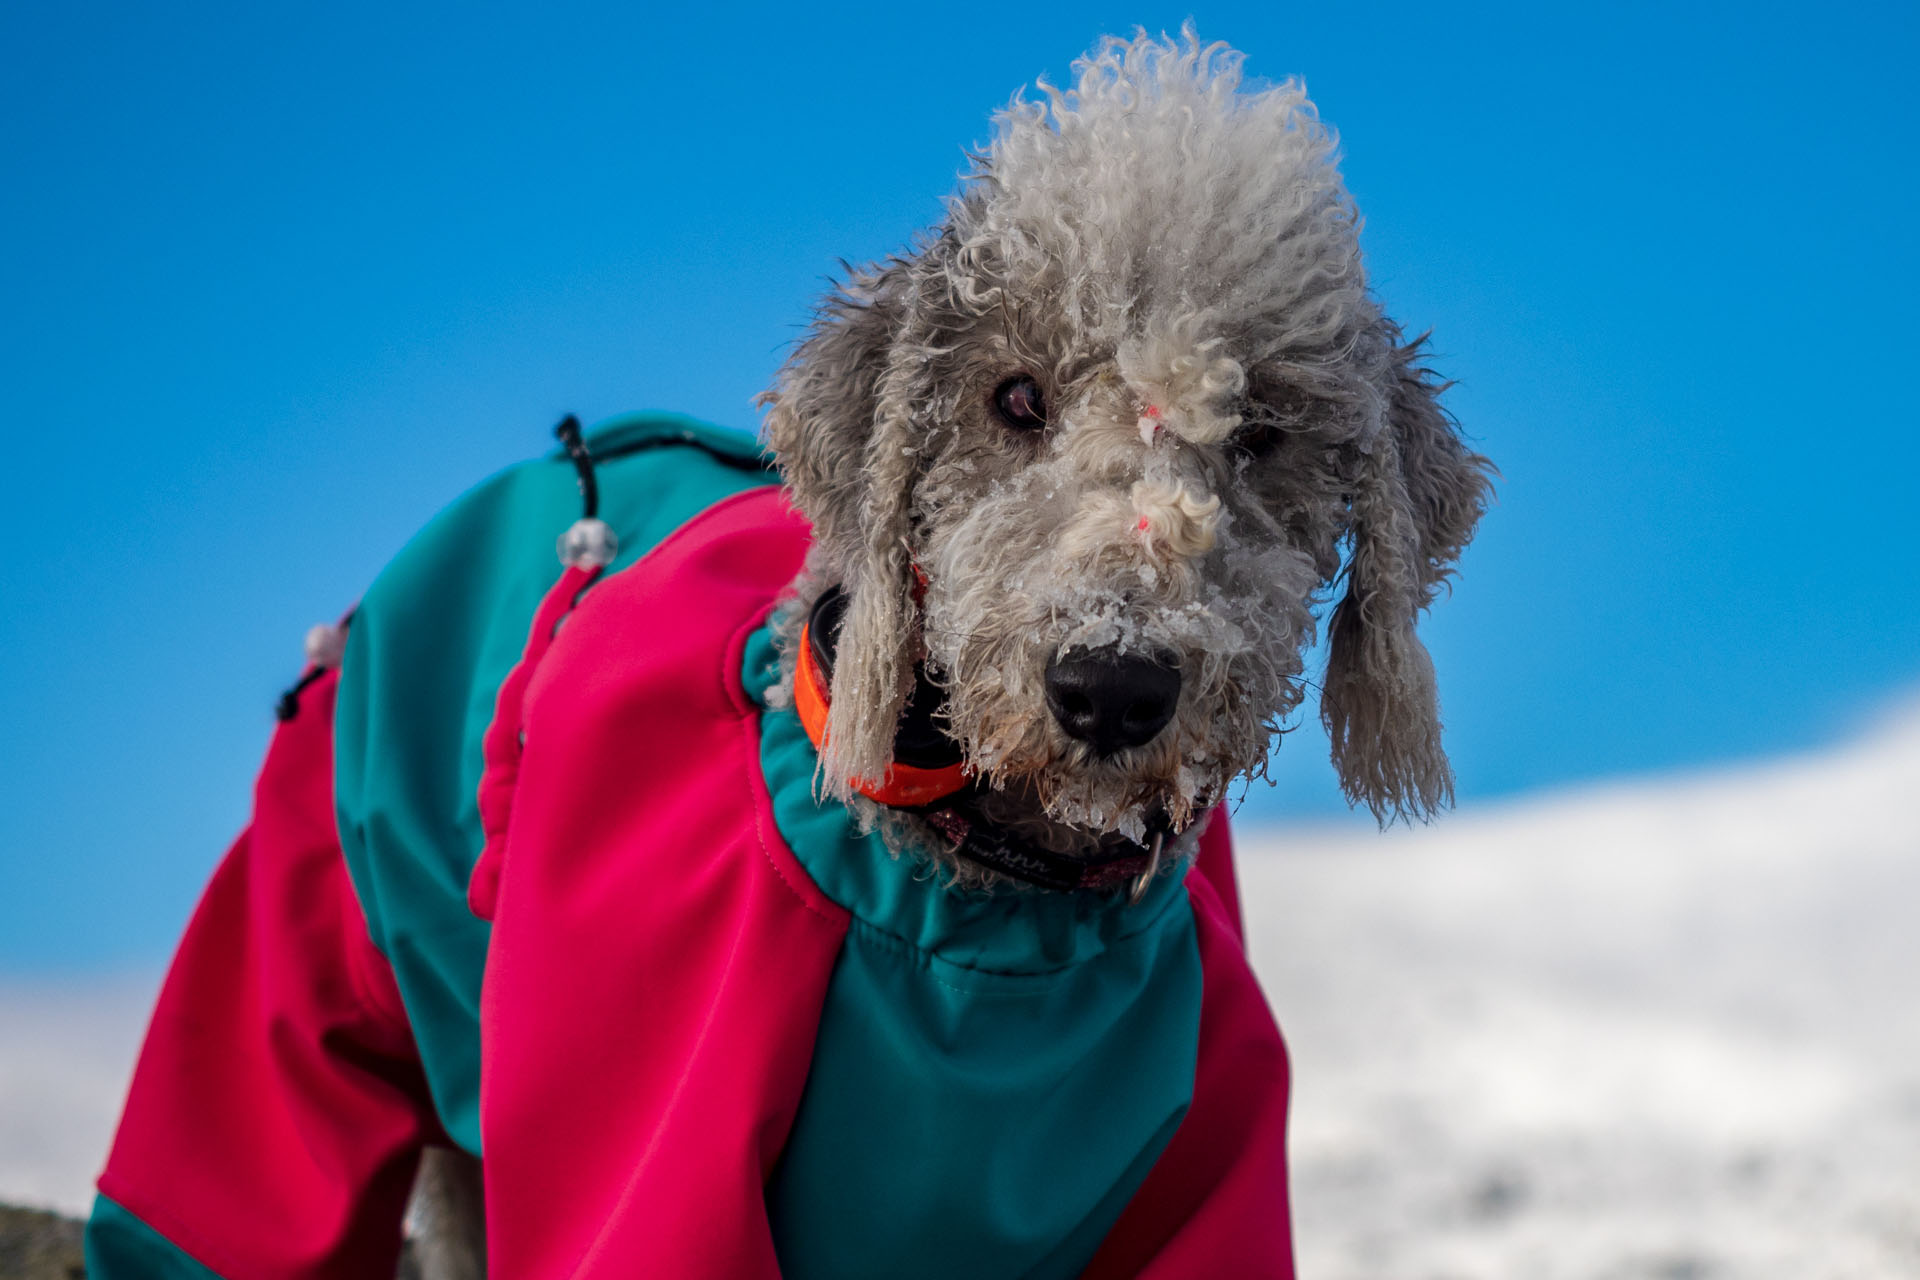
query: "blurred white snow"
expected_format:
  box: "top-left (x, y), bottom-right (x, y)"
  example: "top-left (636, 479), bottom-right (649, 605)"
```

top-left (1245, 697), bottom-right (1920, 1278)
top-left (3, 701), bottom-right (1916, 1275)
top-left (0, 973), bottom-right (157, 1217)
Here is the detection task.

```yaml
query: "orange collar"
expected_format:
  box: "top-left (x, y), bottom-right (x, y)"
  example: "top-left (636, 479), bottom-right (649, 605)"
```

top-left (794, 619), bottom-right (971, 808)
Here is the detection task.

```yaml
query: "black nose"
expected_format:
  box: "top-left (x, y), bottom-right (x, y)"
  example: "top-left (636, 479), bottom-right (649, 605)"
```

top-left (1044, 648), bottom-right (1181, 756)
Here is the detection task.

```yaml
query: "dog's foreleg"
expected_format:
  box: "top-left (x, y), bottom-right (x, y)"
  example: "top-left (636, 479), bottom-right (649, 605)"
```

top-left (403, 1146), bottom-right (486, 1280)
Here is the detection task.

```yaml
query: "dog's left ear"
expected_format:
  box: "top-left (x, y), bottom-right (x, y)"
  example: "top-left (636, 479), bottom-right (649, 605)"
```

top-left (1321, 329), bottom-right (1494, 821)
top-left (763, 259), bottom-right (928, 793)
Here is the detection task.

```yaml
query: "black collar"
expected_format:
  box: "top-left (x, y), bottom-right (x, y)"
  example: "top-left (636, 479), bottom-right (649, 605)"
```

top-left (920, 799), bottom-right (1168, 902)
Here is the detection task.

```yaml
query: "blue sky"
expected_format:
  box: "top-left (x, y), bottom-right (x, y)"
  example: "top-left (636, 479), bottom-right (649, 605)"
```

top-left (2, 1), bottom-right (1915, 970)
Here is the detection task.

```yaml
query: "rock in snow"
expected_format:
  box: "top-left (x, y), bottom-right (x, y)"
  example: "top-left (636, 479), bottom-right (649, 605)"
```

top-left (0, 1203), bottom-right (83, 1279)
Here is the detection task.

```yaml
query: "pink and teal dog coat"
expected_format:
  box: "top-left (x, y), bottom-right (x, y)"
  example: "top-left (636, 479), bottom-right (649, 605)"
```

top-left (87, 414), bottom-right (1296, 1278)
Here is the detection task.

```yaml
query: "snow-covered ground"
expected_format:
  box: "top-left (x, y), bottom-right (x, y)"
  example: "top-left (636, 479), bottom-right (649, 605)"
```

top-left (4, 705), bottom-right (1916, 1275)
top-left (1245, 701), bottom-right (1920, 1278)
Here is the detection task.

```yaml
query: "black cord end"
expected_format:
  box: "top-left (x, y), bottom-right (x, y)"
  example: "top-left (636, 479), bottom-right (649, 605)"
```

top-left (275, 665), bottom-right (329, 723)
top-left (553, 414), bottom-right (599, 519)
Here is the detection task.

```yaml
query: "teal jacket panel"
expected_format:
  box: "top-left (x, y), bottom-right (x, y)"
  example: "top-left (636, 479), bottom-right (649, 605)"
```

top-left (85, 1194), bottom-right (224, 1279)
top-left (331, 413), bottom-right (774, 1153)
top-left (742, 626), bottom-right (1204, 1280)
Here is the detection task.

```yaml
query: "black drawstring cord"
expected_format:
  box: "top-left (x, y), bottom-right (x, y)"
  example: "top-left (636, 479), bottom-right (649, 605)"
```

top-left (275, 668), bottom-right (327, 722)
top-left (554, 414), bottom-right (598, 519)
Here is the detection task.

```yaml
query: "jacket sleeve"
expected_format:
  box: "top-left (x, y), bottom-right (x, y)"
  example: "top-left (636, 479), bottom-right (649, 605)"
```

top-left (87, 671), bottom-right (443, 1279)
top-left (469, 514), bottom-right (851, 1278)
top-left (1081, 815), bottom-right (1297, 1278)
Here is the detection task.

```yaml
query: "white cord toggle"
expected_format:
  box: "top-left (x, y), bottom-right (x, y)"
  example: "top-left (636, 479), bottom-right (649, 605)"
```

top-left (304, 622), bottom-right (347, 669)
top-left (557, 517), bottom-right (619, 570)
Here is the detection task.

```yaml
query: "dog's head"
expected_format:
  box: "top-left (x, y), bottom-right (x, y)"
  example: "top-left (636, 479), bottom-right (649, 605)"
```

top-left (764, 30), bottom-right (1491, 850)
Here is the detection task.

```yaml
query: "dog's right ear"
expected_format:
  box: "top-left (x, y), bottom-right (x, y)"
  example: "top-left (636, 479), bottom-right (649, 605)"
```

top-left (762, 260), bottom-right (926, 793)
top-left (1320, 331), bottom-right (1493, 823)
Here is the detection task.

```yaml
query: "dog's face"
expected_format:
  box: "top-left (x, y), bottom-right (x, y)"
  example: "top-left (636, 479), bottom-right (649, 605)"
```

top-left (767, 32), bottom-right (1490, 849)
top-left (909, 350), bottom-right (1329, 844)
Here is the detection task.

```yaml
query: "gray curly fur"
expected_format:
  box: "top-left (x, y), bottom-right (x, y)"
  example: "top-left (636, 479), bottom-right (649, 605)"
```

top-left (761, 27), bottom-right (1492, 873)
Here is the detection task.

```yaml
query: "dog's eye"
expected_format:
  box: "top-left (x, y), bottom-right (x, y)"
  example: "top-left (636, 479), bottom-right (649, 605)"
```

top-left (991, 375), bottom-right (1048, 432)
top-left (1232, 421), bottom-right (1283, 460)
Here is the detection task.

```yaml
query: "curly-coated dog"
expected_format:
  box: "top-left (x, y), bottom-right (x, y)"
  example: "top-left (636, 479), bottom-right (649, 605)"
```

top-left (88, 29), bottom-right (1488, 1280)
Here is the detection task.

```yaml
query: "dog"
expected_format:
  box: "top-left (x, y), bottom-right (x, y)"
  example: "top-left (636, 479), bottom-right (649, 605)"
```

top-left (88, 29), bottom-right (1488, 1280)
